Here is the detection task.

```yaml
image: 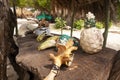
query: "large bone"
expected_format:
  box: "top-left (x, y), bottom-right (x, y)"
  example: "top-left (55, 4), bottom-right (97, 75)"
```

top-left (44, 39), bottom-right (78, 80)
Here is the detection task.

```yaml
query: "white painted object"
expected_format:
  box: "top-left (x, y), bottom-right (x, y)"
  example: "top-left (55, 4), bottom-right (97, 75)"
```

top-left (18, 23), bottom-right (37, 37)
top-left (33, 27), bottom-right (50, 36)
top-left (80, 27), bottom-right (104, 54)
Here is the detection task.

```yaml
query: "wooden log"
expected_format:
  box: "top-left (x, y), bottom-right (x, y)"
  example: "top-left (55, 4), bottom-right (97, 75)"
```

top-left (16, 34), bottom-right (117, 80)
top-left (108, 50), bottom-right (120, 80)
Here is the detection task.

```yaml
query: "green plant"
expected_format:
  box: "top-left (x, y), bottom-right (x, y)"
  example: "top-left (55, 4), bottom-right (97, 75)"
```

top-left (54, 17), bottom-right (66, 34)
top-left (95, 21), bottom-right (112, 29)
top-left (84, 12), bottom-right (96, 28)
top-left (73, 19), bottom-right (84, 30)
top-left (84, 18), bottom-right (96, 28)
top-left (54, 17), bottom-right (66, 29)
top-left (109, 21), bottom-right (112, 28)
top-left (95, 22), bottom-right (104, 29)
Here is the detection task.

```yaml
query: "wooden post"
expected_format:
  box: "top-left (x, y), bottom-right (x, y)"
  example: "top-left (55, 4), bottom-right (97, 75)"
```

top-left (12, 0), bottom-right (18, 36)
top-left (70, 0), bottom-right (76, 37)
top-left (103, 0), bottom-right (110, 48)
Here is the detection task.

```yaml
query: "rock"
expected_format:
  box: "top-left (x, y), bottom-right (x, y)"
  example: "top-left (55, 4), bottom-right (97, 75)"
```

top-left (80, 27), bottom-right (103, 54)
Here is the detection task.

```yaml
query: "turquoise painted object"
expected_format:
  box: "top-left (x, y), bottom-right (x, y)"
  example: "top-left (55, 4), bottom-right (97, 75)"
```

top-left (36, 12), bottom-right (52, 21)
top-left (58, 34), bottom-right (79, 46)
top-left (58, 34), bottom-right (70, 45)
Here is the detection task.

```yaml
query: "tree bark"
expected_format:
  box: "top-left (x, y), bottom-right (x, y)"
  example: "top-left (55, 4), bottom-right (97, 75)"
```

top-left (0, 1), bottom-right (26, 80)
top-left (0, 0), bottom-right (9, 80)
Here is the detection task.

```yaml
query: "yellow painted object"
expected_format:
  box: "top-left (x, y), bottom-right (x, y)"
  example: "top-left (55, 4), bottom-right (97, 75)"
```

top-left (38, 36), bottom-right (59, 50)
top-left (36, 33), bottom-right (46, 42)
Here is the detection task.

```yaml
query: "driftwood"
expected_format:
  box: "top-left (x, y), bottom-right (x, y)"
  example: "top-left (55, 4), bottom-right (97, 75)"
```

top-left (16, 34), bottom-right (117, 80)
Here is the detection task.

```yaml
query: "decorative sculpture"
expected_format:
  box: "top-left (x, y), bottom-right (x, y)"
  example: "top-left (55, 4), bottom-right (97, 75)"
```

top-left (80, 12), bottom-right (104, 54)
top-left (44, 39), bottom-right (78, 80)
top-left (38, 36), bottom-right (59, 50)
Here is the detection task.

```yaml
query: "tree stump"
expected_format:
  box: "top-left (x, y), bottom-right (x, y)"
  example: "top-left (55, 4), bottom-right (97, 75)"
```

top-left (16, 34), bottom-right (117, 80)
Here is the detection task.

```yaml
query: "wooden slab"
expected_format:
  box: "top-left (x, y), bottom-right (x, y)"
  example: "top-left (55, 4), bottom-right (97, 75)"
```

top-left (108, 50), bottom-right (120, 80)
top-left (16, 34), bottom-right (117, 80)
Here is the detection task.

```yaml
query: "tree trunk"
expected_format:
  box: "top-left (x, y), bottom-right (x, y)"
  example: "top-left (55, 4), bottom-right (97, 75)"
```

top-left (0, 1), bottom-right (26, 80)
top-left (0, 0), bottom-right (9, 80)
top-left (103, 0), bottom-right (110, 48)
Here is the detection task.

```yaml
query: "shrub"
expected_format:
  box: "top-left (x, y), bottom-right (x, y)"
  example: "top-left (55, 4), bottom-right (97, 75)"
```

top-left (74, 19), bottom-right (84, 30)
top-left (54, 17), bottom-right (66, 29)
top-left (95, 22), bottom-right (104, 29)
top-left (95, 21), bottom-right (112, 29)
top-left (109, 21), bottom-right (112, 28)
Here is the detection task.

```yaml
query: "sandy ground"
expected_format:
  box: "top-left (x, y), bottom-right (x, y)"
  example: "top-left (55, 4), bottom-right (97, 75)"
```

top-left (7, 18), bottom-right (120, 80)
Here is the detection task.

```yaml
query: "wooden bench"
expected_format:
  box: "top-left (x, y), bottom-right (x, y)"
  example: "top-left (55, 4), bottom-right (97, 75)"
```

top-left (16, 34), bottom-right (117, 80)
